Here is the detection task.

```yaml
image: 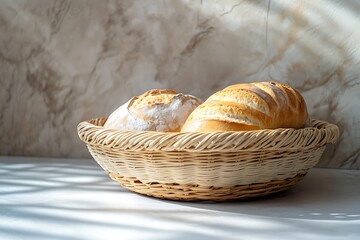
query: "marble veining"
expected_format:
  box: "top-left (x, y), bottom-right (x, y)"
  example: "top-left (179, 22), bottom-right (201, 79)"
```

top-left (0, 0), bottom-right (359, 168)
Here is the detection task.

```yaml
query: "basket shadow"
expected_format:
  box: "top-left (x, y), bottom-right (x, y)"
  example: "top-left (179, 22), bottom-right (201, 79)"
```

top-left (162, 168), bottom-right (360, 221)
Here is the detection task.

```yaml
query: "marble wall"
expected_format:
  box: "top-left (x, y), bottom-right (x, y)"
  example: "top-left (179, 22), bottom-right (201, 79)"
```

top-left (0, 0), bottom-right (359, 169)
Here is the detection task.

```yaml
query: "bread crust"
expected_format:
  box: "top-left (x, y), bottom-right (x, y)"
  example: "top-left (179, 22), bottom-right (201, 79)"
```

top-left (181, 82), bottom-right (309, 132)
top-left (104, 89), bottom-right (202, 132)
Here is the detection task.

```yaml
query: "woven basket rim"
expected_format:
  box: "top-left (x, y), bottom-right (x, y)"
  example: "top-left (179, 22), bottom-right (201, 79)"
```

top-left (77, 117), bottom-right (339, 152)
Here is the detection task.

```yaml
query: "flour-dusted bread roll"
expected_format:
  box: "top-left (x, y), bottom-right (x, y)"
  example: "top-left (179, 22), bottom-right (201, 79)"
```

top-left (104, 89), bottom-right (202, 132)
top-left (181, 82), bottom-right (309, 132)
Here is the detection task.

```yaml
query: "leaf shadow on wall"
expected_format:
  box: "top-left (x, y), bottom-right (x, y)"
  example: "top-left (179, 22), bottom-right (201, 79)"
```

top-left (172, 0), bottom-right (360, 169)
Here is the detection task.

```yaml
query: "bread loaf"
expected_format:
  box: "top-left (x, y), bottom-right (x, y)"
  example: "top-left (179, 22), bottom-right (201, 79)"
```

top-left (181, 82), bottom-right (309, 132)
top-left (104, 89), bottom-right (202, 132)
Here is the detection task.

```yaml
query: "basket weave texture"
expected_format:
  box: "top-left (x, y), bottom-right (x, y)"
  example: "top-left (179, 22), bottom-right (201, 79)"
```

top-left (78, 118), bottom-right (339, 201)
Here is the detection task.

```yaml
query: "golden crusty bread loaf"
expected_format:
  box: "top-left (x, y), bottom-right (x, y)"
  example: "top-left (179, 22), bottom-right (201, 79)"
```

top-left (181, 82), bottom-right (309, 132)
top-left (104, 89), bottom-right (202, 132)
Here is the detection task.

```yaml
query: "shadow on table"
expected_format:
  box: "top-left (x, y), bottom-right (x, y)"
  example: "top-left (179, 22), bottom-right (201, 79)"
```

top-left (167, 169), bottom-right (360, 221)
top-left (0, 158), bottom-right (126, 196)
top-left (0, 158), bottom-right (135, 239)
top-left (1, 158), bottom-right (359, 239)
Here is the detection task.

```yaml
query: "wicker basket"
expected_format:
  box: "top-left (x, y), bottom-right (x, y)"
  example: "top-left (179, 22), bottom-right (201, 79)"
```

top-left (78, 118), bottom-right (339, 201)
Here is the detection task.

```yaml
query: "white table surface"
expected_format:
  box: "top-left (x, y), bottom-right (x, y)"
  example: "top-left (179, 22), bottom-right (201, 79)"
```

top-left (0, 156), bottom-right (359, 240)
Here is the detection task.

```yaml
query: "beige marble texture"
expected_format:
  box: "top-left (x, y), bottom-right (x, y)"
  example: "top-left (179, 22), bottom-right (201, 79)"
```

top-left (0, 0), bottom-right (359, 168)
